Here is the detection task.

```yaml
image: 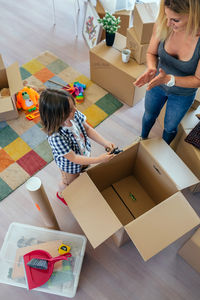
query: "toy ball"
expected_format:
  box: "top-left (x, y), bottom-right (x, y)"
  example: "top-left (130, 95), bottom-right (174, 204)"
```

top-left (16, 86), bottom-right (39, 112)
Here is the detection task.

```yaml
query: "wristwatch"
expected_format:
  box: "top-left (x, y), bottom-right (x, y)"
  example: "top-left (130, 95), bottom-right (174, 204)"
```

top-left (165, 75), bottom-right (175, 87)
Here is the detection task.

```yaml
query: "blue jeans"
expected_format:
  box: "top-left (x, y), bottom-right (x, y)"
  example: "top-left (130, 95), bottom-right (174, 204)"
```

top-left (141, 86), bottom-right (196, 144)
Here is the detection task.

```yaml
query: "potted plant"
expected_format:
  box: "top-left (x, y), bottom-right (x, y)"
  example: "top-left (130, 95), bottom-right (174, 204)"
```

top-left (98, 12), bottom-right (121, 46)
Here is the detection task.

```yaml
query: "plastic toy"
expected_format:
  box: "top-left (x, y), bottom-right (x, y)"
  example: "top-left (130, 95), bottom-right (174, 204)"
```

top-left (58, 244), bottom-right (71, 255)
top-left (25, 110), bottom-right (40, 120)
top-left (16, 86), bottom-right (39, 112)
top-left (48, 79), bottom-right (86, 104)
top-left (106, 147), bottom-right (123, 155)
top-left (23, 249), bottom-right (72, 290)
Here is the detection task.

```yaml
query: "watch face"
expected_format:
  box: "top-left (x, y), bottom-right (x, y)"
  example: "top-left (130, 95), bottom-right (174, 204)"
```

top-left (166, 75), bottom-right (175, 87)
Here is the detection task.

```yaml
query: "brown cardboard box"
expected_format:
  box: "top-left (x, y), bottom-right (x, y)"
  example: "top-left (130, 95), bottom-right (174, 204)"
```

top-left (0, 54), bottom-right (23, 121)
top-left (96, 0), bottom-right (132, 40)
top-left (133, 2), bottom-right (158, 44)
top-left (178, 227), bottom-right (200, 274)
top-left (90, 33), bottom-right (146, 106)
top-left (126, 27), bottom-right (149, 64)
top-left (63, 138), bottom-right (199, 261)
top-left (191, 88), bottom-right (200, 109)
top-left (158, 105), bottom-right (200, 189)
top-left (176, 129), bottom-right (200, 181)
top-left (158, 104), bottom-right (200, 148)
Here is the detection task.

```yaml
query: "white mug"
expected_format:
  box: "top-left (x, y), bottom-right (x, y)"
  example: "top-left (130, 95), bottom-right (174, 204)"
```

top-left (121, 49), bottom-right (131, 63)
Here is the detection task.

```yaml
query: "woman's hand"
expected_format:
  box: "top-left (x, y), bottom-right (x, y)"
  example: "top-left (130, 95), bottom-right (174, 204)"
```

top-left (133, 68), bottom-right (157, 87)
top-left (147, 68), bottom-right (171, 90)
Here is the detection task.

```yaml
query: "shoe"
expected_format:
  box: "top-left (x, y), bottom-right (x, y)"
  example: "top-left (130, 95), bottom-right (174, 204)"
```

top-left (56, 192), bottom-right (68, 206)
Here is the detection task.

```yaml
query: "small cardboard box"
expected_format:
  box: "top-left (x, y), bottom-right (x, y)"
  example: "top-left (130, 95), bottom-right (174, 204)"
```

top-left (90, 33), bottom-right (146, 106)
top-left (0, 54), bottom-right (23, 121)
top-left (133, 2), bottom-right (158, 44)
top-left (96, 0), bottom-right (132, 40)
top-left (178, 227), bottom-right (200, 274)
top-left (126, 27), bottom-right (149, 64)
top-left (63, 138), bottom-right (200, 261)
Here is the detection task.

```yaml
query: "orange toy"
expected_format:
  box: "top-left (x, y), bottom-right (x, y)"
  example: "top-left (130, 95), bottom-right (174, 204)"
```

top-left (16, 86), bottom-right (39, 112)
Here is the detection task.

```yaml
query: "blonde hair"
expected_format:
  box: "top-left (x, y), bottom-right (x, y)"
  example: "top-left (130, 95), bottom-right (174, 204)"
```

top-left (156, 0), bottom-right (200, 40)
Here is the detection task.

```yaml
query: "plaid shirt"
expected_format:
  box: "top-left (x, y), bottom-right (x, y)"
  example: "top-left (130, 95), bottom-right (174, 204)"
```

top-left (48, 110), bottom-right (91, 174)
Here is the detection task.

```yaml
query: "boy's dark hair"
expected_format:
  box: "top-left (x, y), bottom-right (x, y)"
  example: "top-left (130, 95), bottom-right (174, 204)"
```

top-left (39, 88), bottom-right (75, 135)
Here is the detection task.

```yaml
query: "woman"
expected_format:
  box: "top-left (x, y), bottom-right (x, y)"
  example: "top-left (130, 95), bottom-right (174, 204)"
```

top-left (134, 0), bottom-right (200, 144)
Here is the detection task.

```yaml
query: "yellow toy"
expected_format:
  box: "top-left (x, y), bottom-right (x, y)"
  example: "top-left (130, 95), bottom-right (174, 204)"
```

top-left (16, 86), bottom-right (39, 112)
top-left (58, 244), bottom-right (71, 255)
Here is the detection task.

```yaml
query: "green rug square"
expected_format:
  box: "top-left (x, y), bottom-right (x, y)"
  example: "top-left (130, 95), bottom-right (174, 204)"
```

top-left (0, 178), bottom-right (12, 201)
top-left (95, 94), bottom-right (123, 115)
top-left (34, 140), bottom-right (53, 163)
top-left (47, 59), bottom-right (69, 74)
top-left (0, 126), bottom-right (19, 148)
top-left (20, 67), bottom-right (32, 80)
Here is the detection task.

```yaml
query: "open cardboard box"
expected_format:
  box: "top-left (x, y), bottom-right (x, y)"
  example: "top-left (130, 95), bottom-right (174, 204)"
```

top-left (0, 54), bottom-right (23, 121)
top-left (63, 138), bottom-right (200, 261)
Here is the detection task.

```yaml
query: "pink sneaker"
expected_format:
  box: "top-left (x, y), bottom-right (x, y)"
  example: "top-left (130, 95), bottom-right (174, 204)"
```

top-left (56, 192), bottom-right (68, 206)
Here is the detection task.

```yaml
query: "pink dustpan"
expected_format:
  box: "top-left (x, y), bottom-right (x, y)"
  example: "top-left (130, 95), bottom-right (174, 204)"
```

top-left (23, 249), bottom-right (72, 290)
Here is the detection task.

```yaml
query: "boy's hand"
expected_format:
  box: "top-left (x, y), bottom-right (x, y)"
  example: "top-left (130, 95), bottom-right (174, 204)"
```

top-left (97, 152), bottom-right (115, 163)
top-left (104, 141), bottom-right (115, 152)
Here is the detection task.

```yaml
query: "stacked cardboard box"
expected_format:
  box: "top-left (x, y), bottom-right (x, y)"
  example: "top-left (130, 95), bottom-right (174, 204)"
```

top-left (158, 105), bottom-right (200, 189)
top-left (191, 88), bottom-right (200, 109)
top-left (63, 138), bottom-right (199, 261)
top-left (96, 0), bottom-right (132, 40)
top-left (0, 54), bottom-right (23, 121)
top-left (126, 2), bottom-right (158, 64)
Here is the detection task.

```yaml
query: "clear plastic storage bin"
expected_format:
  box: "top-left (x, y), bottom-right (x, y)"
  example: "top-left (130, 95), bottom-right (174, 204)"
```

top-left (0, 223), bottom-right (86, 298)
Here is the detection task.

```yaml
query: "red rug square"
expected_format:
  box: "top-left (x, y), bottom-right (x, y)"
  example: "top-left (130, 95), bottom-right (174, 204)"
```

top-left (17, 150), bottom-right (47, 176)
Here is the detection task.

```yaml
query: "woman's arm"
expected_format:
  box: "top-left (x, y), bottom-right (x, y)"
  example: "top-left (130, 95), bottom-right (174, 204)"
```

top-left (147, 61), bottom-right (200, 90)
top-left (83, 122), bottom-right (115, 150)
top-left (134, 24), bottom-right (160, 87)
top-left (174, 59), bottom-right (200, 88)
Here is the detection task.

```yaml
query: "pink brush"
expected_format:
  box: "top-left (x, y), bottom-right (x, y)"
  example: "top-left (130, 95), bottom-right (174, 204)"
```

top-left (23, 249), bottom-right (72, 290)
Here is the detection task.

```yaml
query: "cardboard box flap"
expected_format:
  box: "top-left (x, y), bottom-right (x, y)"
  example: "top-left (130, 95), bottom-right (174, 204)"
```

top-left (125, 192), bottom-right (200, 261)
top-left (96, 0), bottom-right (105, 14)
top-left (62, 173), bottom-right (122, 248)
top-left (0, 54), bottom-right (5, 69)
top-left (141, 138), bottom-right (199, 190)
top-left (6, 62), bottom-right (23, 95)
top-left (181, 106), bottom-right (200, 129)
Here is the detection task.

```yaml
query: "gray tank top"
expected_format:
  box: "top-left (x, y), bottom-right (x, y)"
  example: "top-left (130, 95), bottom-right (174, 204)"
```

top-left (157, 37), bottom-right (200, 95)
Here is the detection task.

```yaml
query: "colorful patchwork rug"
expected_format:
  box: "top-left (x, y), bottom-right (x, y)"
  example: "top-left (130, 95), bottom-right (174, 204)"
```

top-left (0, 51), bottom-right (123, 201)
